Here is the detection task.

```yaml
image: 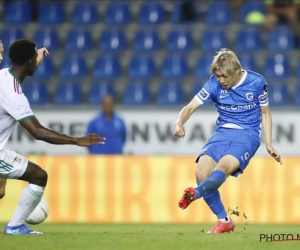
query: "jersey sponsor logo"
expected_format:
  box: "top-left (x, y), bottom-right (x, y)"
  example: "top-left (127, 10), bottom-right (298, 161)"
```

top-left (219, 89), bottom-right (230, 98)
top-left (220, 103), bottom-right (257, 110)
top-left (220, 90), bottom-right (230, 94)
top-left (219, 95), bottom-right (229, 98)
top-left (198, 88), bottom-right (209, 100)
top-left (246, 93), bottom-right (254, 101)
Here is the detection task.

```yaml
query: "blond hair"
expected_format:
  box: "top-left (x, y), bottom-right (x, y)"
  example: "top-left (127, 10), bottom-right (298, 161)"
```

top-left (210, 48), bottom-right (241, 76)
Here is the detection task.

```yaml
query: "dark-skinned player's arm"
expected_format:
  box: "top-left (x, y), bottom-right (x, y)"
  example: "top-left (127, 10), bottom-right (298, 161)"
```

top-left (19, 116), bottom-right (105, 146)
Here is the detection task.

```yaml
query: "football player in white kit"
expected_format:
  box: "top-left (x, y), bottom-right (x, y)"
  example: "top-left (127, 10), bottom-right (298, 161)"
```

top-left (0, 40), bottom-right (6, 200)
top-left (0, 39), bottom-right (106, 235)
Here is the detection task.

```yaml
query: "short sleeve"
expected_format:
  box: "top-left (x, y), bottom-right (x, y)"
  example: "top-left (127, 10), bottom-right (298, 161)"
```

top-left (194, 78), bottom-right (215, 104)
top-left (1, 92), bottom-right (35, 121)
top-left (258, 78), bottom-right (269, 106)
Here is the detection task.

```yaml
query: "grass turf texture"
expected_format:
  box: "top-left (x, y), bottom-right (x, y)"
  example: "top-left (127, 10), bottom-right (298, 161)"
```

top-left (0, 224), bottom-right (299, 250)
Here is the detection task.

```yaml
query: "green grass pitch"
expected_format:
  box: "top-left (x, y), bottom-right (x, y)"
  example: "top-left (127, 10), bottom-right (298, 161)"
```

top-left (0, 224), bottom-right (299, 250)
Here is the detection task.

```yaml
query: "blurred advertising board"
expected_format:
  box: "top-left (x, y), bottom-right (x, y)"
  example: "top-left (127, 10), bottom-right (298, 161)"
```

top-left (5, 110), bottom-right (299, 155)
top-left (0, 156), bottom-right (299, 224)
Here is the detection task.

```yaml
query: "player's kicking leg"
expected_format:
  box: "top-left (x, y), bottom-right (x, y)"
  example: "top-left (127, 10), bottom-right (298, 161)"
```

top-left (0, 178), bottom-right (7, 199)
top-left (1, 150), bottom-right (47, 235)
top-left (178, 155), bottom-right (238, 233)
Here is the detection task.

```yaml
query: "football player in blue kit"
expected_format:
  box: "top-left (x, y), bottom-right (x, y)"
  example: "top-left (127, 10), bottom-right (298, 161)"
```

top-left (174, 48), bottom-right (282, 234)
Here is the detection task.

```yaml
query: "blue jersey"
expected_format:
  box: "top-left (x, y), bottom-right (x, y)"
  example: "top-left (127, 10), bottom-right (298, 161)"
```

top-left (195, 70), bottom-right (268, 138)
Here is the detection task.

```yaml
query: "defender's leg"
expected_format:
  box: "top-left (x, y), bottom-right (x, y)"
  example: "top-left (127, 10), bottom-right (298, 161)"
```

top-left (0, 179), bottom-right (7, 199)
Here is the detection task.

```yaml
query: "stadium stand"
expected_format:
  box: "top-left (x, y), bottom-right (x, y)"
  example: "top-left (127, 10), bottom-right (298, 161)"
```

top-left (0, 0), bottom-right (297, 106)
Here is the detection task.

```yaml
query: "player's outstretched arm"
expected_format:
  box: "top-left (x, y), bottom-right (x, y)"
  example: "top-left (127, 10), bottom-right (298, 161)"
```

top-left (19, 116), bottom-right (105, 146)
top-left (174, 97), bottom-right (201, 138)
top-left (260, 105), bottom-right (282, 165)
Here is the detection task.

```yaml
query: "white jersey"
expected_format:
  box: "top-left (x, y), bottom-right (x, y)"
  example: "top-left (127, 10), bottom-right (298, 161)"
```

top-left (0, 68), bottom-right (34, 150)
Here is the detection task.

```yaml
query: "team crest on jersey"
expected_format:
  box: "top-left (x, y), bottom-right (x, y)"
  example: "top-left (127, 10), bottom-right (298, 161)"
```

top-left (246, 93), bottom-right (254, 101)
top-left (199, 88), bottom-right (209, 100)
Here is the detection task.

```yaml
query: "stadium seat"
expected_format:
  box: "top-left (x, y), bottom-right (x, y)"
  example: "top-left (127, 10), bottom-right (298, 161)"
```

top-left (139, 3), bottom-right (165, 25)
top-left (156, 82), bottom-right (184, 105)
top-left (88, 82), bottom-right (116, 105)
top-left (133, 31), bottom-right (160, 52)
top-left (172, 2), bottom-right (196, 24)
top-left (0, 28), bottom-right (24, 50)
top-left (205, 2), bottom-right (232, 25)
top-left (195, 56), bottom-right (212, 78)
top-left (38, 3), bottom-right (65, 25)
top-left (65, 30), bottom-right (92, 52)
top-left (0, 55), bottom-right (11, 70)
top-left (294, 85), bottom-right (300, 106)
top-left (123, 81), bottom-right (151, 105)
top-left (239, 54), bottom-right (257, 72)
top-left (235, 30), bottom-right (262, 52)
top-left (297, 62), bottom-right (300, 78)
top-left (54, 82), bottom-right (82, 105)
top-left (240, 1), bottom-right (266, 25)
top-left (162, 56), bottom-right (188, 78)
top-left (166, 31), bottom-right (193, 52)
top-left (268, 84), bottom-right (288, 106)
top-left (104, 3), bottom-right (131, 25)
top-left (201, 30), bottom-right (227, 52)
top-left (129, 56), bottom-right (155, 78)
top-left (33, 57), bottom-right (54, 78)
top-left (99, 30), bottom-right (126, 53)
top-left (71, 2), bottom-right (98, 25)
top-left (22, 81), bottom-right (48, 105)
top-left (268, 27), bottom-right (294, 52)
top-left (93, 56), bottom-right (121, 79)
top-left (191, 83), bottom-right (204, 97)
top-left (59, 56), bottom-right (87, 78)
top-left (4, 1), bottom-right (32, 24)
top-left (33, 29), bottom-right (59, 51)
top-left (264, 54), bottom-right (290, 79)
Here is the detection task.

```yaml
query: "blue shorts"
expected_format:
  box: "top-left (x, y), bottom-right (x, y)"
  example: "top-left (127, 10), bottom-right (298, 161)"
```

top-left (196, 128), bottom-right (260, 178)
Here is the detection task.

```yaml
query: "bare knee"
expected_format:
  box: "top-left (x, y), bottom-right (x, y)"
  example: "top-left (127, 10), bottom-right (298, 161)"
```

top-left (0, 190), bottom-right (5, 199)
top-left (0, 179), bottom-right (7, 199)
top-left (35, 169), bottom-right (48, 187)
top-left (264, 14), bottom-right (277, 30)
top-left (214, 155), bottom-right (240, 177)
top-left (19, 162), bottom-right (48, 187)
top-left (195, 155), bottom-right (217, 182)
top-left (196, 169), bottom-right (210, 182)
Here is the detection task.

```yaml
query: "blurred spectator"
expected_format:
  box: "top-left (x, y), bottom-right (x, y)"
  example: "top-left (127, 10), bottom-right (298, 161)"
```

top-left (264, 0), bottom-right (300, 35)
top-left (86, 95), bottom-right (127, 155)
top-left (229, 0), bottom-right (244, 8)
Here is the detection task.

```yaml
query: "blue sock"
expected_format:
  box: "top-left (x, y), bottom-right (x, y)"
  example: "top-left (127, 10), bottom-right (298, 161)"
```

top-left (196, 180), bottom-right (227, 219)
top-left (203, 191), bottom-right (227, 219)
top-left (194, 170), bottom-right (226, 199)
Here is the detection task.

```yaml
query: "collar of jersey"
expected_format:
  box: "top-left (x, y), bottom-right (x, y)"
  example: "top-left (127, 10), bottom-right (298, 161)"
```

top-left (231, 70), bottom-right (247, 90)
top-left (8, 68), bottom-right (22, 85)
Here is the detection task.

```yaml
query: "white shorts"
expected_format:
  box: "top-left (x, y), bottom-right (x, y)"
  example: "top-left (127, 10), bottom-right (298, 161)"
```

top-left (0, 149), bottom-right (28, 179)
